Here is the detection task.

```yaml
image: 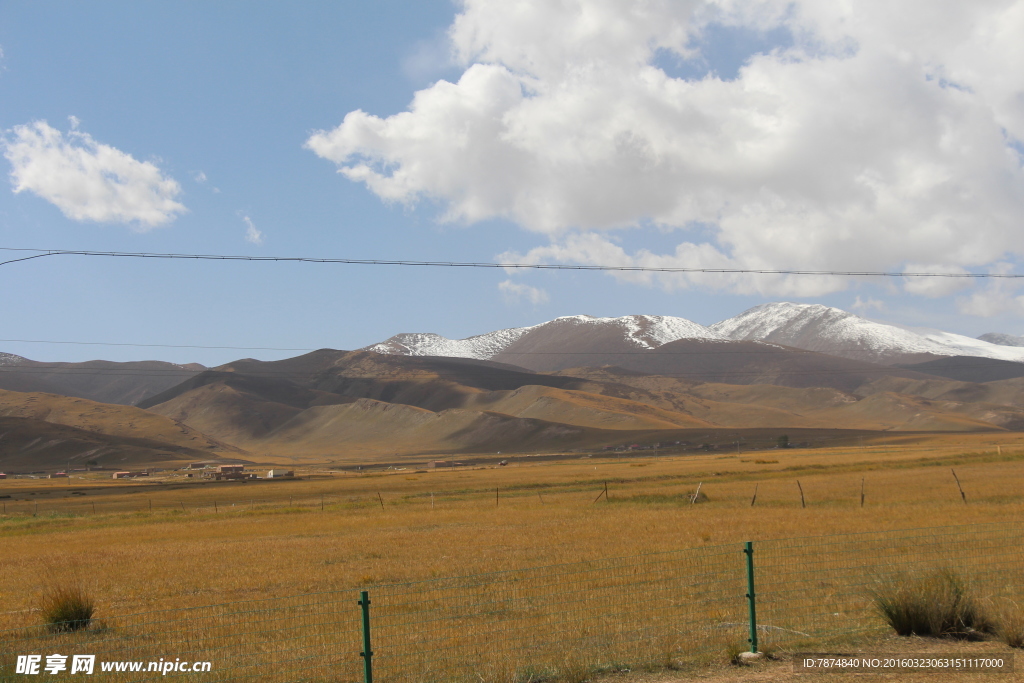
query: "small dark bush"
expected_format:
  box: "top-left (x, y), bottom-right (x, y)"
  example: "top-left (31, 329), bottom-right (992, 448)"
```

top-left (870, 569), bottom-right (992, 639)
top-left (39, 585), bottom-right (95, 633)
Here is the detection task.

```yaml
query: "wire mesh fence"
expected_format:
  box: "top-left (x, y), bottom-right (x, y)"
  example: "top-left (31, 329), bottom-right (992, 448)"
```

top-left (365, 543), bottom-right (745, 683)
top-left (0, 592), bottom-right (363, 682)
top-left (2, 522), bottom-right (1022, 681)
top-left (753, 522), bottom-right (1024, 649)
top-left (0, 494), bottom-right (368, 518)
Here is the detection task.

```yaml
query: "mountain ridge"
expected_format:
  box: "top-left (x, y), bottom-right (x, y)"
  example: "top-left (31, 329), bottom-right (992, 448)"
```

top-left (710, 303), bottom-right (1024, 365)
top-left (365, 304), bottom-right (1024, 372)
top-left (367, 314), bottom-right (724, 360)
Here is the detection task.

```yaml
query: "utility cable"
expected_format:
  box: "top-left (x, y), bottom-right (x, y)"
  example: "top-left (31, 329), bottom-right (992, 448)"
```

top-left (0, 247), bottom-right (1019, 278)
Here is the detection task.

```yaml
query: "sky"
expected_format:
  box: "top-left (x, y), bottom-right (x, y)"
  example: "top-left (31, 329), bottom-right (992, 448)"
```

top-left (1, 0), bottom-right (1023, 366)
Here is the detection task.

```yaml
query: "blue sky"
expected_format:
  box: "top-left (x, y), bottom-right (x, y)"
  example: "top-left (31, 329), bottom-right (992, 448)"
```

top-left (1, 1), bottom-right (1023, 366)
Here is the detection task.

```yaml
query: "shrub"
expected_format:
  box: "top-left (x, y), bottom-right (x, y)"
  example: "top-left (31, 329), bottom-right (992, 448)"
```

top-left (990, 600), bottom-right (1024, 648)
top-left (870, 568), bottom-right (992, 639)
top-left (39, 584), bottom-right (95, 633)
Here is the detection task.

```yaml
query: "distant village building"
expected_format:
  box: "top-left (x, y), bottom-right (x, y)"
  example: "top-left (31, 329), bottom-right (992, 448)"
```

top-left (205, 465), bottom-right (249, 480)
top-left (48, 472), bottom-right (67, 478)
top-left (426, 461), bottom-right (464, 469)
top-left (0, 473), bottom-right (7, 479)
top-left (112, 471), bottom-right (149, 479)
top-left (189, 463), bottom-right (207, 469)
top-left (266, 469), bottom-right (294, 479)
top-left (206, 472), bottom-right (247, 480)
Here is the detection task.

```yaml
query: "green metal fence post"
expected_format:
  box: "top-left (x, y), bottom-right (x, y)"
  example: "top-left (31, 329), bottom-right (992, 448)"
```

top-left (744, 541), bottom-right (758, 654)
top-left (359, 590), bottom-right (374, 683)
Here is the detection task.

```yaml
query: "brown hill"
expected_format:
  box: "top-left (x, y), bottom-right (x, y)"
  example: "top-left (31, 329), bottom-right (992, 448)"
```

top-left (553, 339), bottom-right (939, 391)
top-left (254, 398), bottom-right (628, 456)
top-left (0, 357), bottom-right (205, 405)
top-left (557, 367), bottom-right (1024, 432)
top-left (138, 349), bottom-right (1024, 462)
top-left (139, 352), bottom-right (587, 408)
top-left (818, 391), bottom-right (1024, 431)
top-left (0, 416), bottom-right (242, 473)
top-left (142, 374), bottom-right (355, 443)
top-left (0, 389), bottom-right (247, 472)
top-left (455, 385), bottom-right (711, 430)
top-left (143, 359), bottom-right (715, 452)
top-left (896, 356), bottom-right (1024, 383)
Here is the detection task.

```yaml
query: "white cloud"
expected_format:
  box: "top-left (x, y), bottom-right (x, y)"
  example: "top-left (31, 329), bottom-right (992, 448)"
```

top-left (193, 171), bottom-right (208, 183)
top-left (3, 120), bottom-right (185, 229)
top-left (243, 215), bottom-right (264, 245)
top-left (498, 279), bottom-right (549, 304)
top-left (958, 286), bottom-right (1024, 317)
top-left (499, 232), bottom-right (849, 297)
top-left (957, 263), bottom-right (1024, 316)
top-left (307, 0), bottom-right (1024, 298)
top-left (901, 264), bottom-right (972, 297)
top-left (851, 295), bottom-right (886, 314)
top-left (401, 30), bottom-right (457, 84)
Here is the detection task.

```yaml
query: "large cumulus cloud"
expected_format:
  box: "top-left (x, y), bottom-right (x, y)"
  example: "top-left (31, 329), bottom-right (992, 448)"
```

top-left (306, 0), bottom-right (1024, 298)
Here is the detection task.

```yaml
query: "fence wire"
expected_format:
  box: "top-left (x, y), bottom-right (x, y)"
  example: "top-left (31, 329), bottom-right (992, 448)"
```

top-left (1, 522), bottom-right (1022, 682)
top-left (366, 544), bottom-right (744, 683)
top-left (754, 522), bottom-right (1024, 649)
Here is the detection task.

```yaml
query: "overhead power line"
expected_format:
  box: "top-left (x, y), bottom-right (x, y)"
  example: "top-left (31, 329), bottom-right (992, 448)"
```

top-left (0, 247), bottom-right (1019, 278)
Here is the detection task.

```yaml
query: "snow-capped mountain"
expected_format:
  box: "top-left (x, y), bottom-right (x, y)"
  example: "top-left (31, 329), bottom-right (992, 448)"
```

top-left (367, 314), bottom-right (724, 360)
top-left (710, 303), bottom-right (1024, 365)
top-left (363, 312), bottom-right (946, 385)
top-left (366, 305), bottom-right (1024, 373)
top-left (979, 333), bottom-right (1024, 348)
top-left (0, 353), bottom-right (28, 367)
top-left (367, 327), bottom-right (535, 360)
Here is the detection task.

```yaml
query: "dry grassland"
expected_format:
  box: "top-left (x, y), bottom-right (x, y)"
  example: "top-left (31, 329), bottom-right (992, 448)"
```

top-left (2, 436), bottom-right (1023, 633)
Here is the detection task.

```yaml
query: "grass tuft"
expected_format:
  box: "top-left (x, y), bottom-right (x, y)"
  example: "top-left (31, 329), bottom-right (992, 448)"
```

top-left (725, 641), bottom-right (746, 665)
top-left (39, 584), bottom-right (95, 633)
top-left (870, 568), bottom-right (992, 639)
top-left (989, 600), bottom-right (1024, 648)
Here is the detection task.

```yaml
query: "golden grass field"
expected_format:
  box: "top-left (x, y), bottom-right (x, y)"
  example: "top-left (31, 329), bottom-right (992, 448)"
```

top-left (2, 434), bottom-right (1023, 622)
top-left (3, 433), bottom-right (1024, 681)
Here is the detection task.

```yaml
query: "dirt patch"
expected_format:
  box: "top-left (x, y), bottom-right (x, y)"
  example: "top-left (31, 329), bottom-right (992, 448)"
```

top-left (592, 634), bottom-right (1021, 682)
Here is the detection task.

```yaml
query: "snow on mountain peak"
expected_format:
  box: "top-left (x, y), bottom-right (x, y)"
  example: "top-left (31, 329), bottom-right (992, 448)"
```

top-left (366, 314), bottom-right (721, 360)
top-left (709, 302), bottom-right (850, 342)
top-left (547, 314), bottom-right (723, 349)
top-left (0, 352), bottom-right (28, 367)
top-left (711, 302), bottom-right (1024, 364)
top-left (366, 305), bottom-right (1024, 367)
top-left (366, 325), bottom-right (536, 360)
top-left (979, 333), bottom-right (1024, 348)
